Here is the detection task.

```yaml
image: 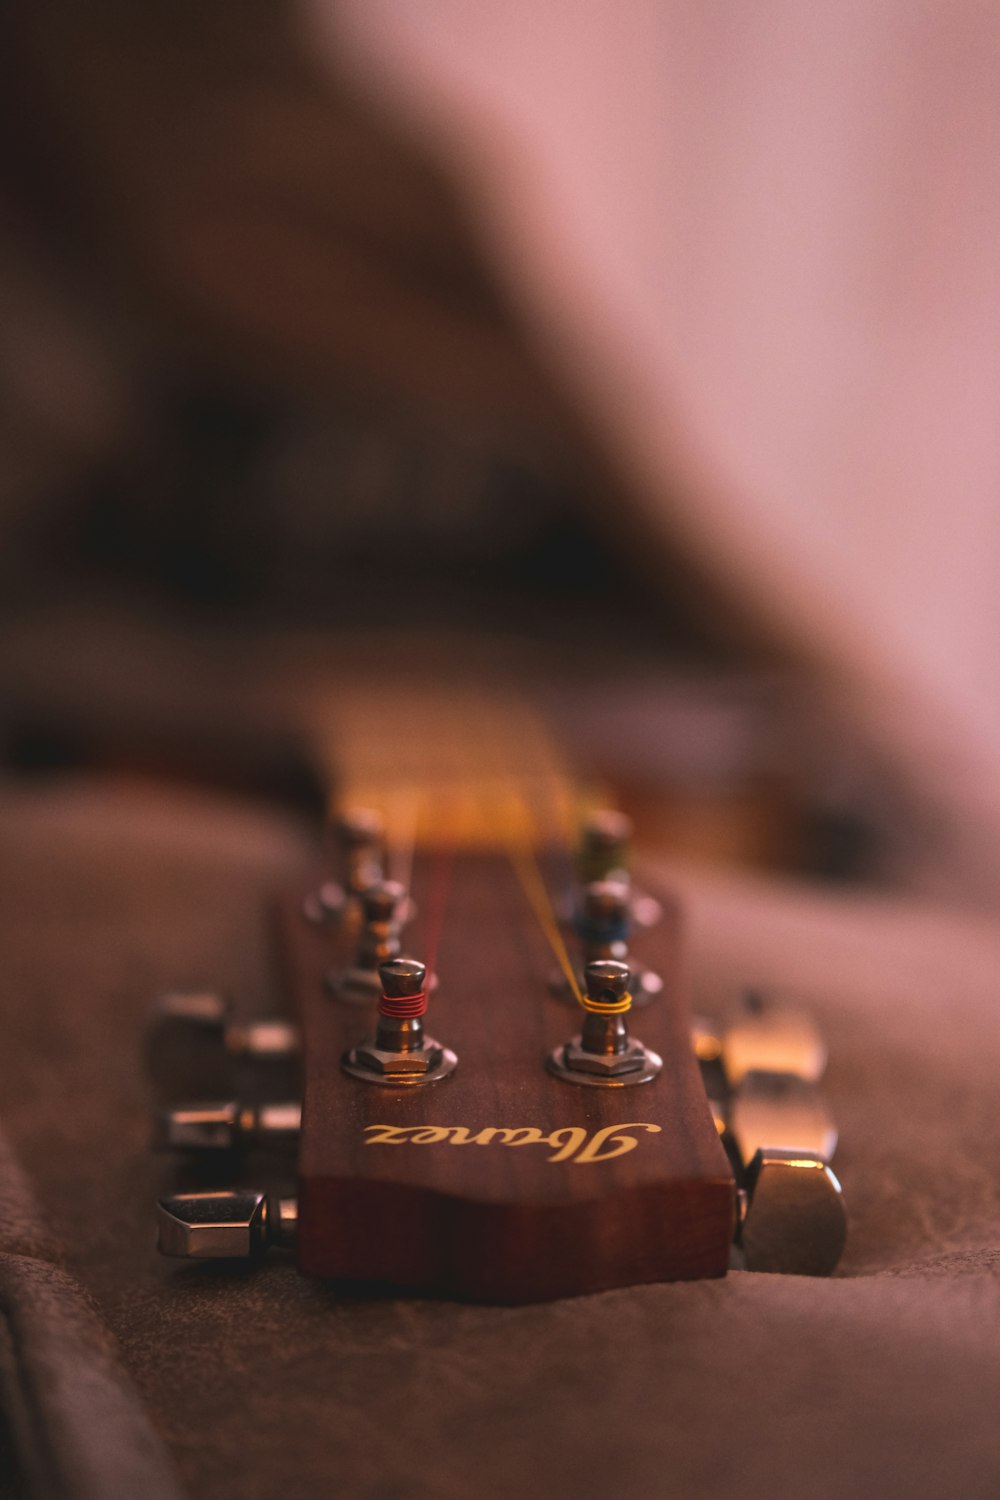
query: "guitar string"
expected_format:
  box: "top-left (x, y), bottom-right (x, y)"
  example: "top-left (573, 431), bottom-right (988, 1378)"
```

top-left (377, 782), bottom-right (451, 993)
top-left (422, 840), bottom-right (454, 995)
top-left (387, 788), bottom-right (420, 898)
top-left (503, 791), bottom-right (585, 1008)
top-left (367, 698), bottom-right (581, 1005)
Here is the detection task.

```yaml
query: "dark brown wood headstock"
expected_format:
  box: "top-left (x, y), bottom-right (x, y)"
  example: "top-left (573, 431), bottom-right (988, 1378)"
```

top-left (285, 849), bottom-right (735, 1302)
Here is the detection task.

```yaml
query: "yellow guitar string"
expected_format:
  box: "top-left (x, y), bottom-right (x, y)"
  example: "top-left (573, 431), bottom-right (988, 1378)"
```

top-left (502, 790), bottom-right (585, 1009)
top-left (386, 788), bottom-right (420, 894)
top-left (580, 992), bottom-right (632, 1016)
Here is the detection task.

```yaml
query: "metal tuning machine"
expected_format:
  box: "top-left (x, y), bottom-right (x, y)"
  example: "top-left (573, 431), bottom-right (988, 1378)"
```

top-left (573, 810), bottom-right (663, 930)
top-left (302, 807), bottom-right (384, 927)
top-left (149, 985), bottom-right (302, 1262)
top-left (547, 959), bottom-right (662, 1087)
top-left (155, 1100), bottom-right (301, 1154)
top-left (145, 990), bottom-right (300, 1099)
top-left (694, 989), bottom-right (846, 1275)
top-left (552, 879), bottom-right (662, 1006)
top-left (325, 879), bottom-right (410, 1004)
top-left (158, 1190), bottom-right (297, 1260)
top-left (341, 958), bottom-right (457, 1086)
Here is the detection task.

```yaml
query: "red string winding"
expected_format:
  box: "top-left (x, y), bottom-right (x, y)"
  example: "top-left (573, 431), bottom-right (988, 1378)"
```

top-left (378, 989), bottom-right (428, 1020)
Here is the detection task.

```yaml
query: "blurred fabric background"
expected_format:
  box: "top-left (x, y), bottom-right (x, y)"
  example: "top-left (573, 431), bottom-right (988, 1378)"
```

top-left (2, 1), bottom-right (999, 904)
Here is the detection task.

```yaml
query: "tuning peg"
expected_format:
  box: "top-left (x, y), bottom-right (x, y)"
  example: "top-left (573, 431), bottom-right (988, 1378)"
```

top-left (575, 811), bottom-right (662, 928)
top-left (698, 991), bottom-right (838, 1166)
top-left (145, 991), bottom-right (300, 1098)
top-left (155, 1100), bottom-right (301, 1153)
top-left (342, 957), bottom-right (457, 1086)
top-left (547, 959), bottom-right (662, 1087)
top-left (719, 989), bottom-right (827, 1087)
top-left (303, 808), bottom-right (385, 926)
top-left (157, 1190), bottom-right (297, 1259)
top-left (737, 1149), bottom-right (846, 1276)
top-left (556, 880), bottom-right (662, 1005)
top-left (728, 1072), bottom-right (837, 1167)
top-left (577, 810), bottom-right (633, 883)
top-left (327, 880), bottom-right (409, 1003)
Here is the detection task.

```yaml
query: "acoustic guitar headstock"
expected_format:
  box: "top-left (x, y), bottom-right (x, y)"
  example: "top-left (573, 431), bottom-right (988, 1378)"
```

top-left (288, 835), bottom-right (733, 1300)
top-left (151, 688), bottom-right (846, 1298)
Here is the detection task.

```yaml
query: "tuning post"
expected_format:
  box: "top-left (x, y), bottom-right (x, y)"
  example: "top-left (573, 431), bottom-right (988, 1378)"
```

top-left (158, 1190), bottom-right (298, 1260)
top-left (553, 880), bottom-right (662, 1005)
top-left (326, 880), bottom-right (413, 1003)
top-left (303, 808), bottom-right (384, 926)
top-left (155, 1100), bottom-right (301, 1153)
top-left (574, 810), bottom-right (662, 929)
top-left (547, 959), bottom-right (662, 1087)
top-left (342, 958), bottom-right (457, 1087)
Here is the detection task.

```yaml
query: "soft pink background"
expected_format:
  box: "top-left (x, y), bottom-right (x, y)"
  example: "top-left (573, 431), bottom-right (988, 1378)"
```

top-left (311, 1), bottom-right (1000, 897)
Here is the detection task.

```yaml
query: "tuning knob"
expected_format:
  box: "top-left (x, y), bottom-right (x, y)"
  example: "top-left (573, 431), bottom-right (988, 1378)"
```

top-left (157, 1190), bottom-right (297, 1259)
top-left (720, 989), bottom-right (827, 1087)
top-left (155, 1100), bottom-right (301, 1152)
top-left (737, 1149), bottom-right (846, 1276)
top-left (702, 989), bottom-right (838, 1168)
top-left (728, 1073), bottom-right (837, 1166)
top-left (145, 991), bottom-right (300, 1097)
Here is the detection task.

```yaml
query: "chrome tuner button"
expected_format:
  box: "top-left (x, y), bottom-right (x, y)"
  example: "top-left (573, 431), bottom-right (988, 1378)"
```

top-left (157, 1190), bottom-right (297, 1260)
top-left (227, 1019), bottom-right (301, 1064)
top-left (720, 989), bottom-right (827, 1088)
top-left (737, 1149), bottom-right (846, 1276)
top-left (145, 991), bottom-right (301, 1097)
top-left (696, 991), bottom-right (845, 1274)
top-left (145, 990), bottom-right (233, 1095)
top-left (155, 1100), bottom-right (301, 1152)
top-left (729, 1072), bottom-right (838, 1166)
top-left (547, 960), bottom-right (662, 1088)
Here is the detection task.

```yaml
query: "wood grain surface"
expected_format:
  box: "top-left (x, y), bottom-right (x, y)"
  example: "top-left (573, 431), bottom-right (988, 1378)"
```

top-left (285, 853), bottom-right (734, 1301)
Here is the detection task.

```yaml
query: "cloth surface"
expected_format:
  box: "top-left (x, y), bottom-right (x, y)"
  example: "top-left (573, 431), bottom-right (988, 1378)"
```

top-left (1, 777), bottom-right (998, 1499)
top-left (0, 1096), bottom-right (185, 1499)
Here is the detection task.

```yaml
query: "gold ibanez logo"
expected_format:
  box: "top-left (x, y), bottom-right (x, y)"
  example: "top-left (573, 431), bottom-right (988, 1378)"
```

top-left (364, 1123), bottom-right (662, 1164)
